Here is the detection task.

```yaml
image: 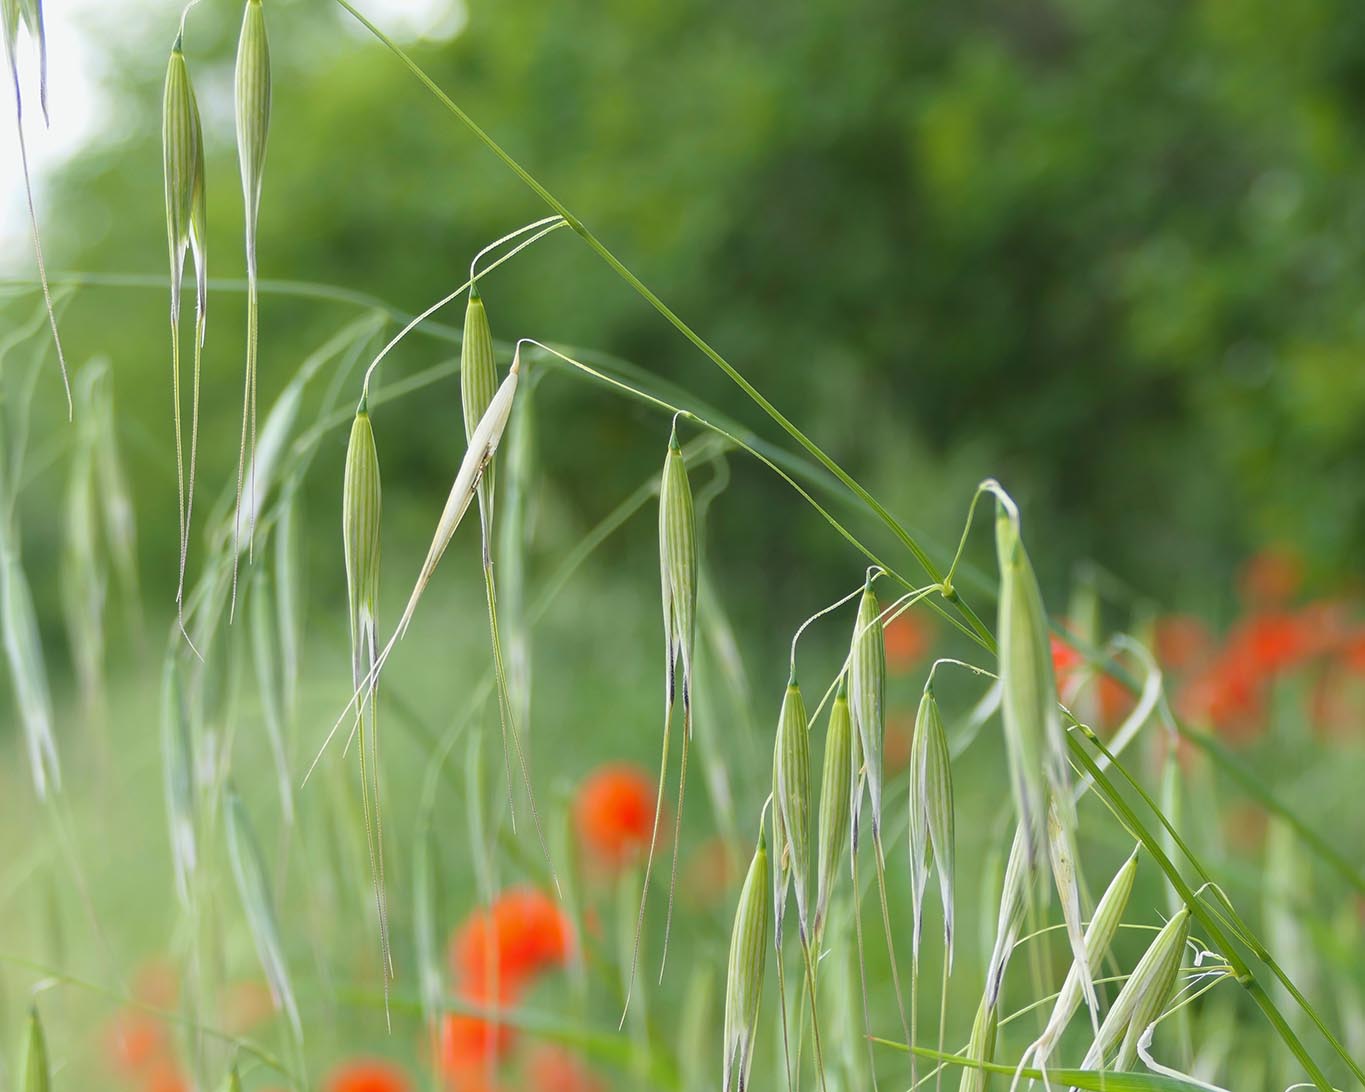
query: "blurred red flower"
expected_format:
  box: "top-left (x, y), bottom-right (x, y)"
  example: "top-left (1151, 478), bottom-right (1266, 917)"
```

top-left (142, 1062), bottom-right (190, 1092)
top-left (324, 1058), bottom-right (411, 1092)
top-left (575, 764), bottom-right (657, 870)
top-left (525, 1045), bottom-right (606, 1092)
top-left (105, 1010), bottom-right (165, 1075)
top-left (884, 611), bottom-right (933, 674)
top-left (451, 888), bottom-right (572, 995)
top-left (438, 1007), bottom-right (515, 1087)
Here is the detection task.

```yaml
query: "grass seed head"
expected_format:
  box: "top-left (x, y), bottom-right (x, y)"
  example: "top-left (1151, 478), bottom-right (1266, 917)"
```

top-left (814, 678), bottom-right (853, 941)
top-left (723, 828), bottom-right (770, 1092)
top-left (342, 405), bottom-right (382, 690)
top-left (774, 675), bottom-right (812, 940)
top-left (1080, 906), bottom-right (1190, 1072)
top-left (659, 421), bottom-right (698, 709)
top-left (162, 39), bottom-right (205, 318)
top-left (849, 578), bottom-right (886, 835)
top-left (460, 288), bottom-right (498, 524)
top-left (234, 0), bottom-right (271, 274)
top-left (909, 680), bottom-right (955, 967)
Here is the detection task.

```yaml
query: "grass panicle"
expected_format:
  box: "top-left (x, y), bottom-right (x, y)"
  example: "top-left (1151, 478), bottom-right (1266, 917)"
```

top-left (988, 481), bottom-right (1097, 1024)
top-left (774, 673), bottom-right (812, 942)
top-left (341, 399), bottom-right (393, 1005)
top-left (1075, 907), bottom-right (1190, 1080)
top-left (626, 418), bottom-right (699, 1017)
top-left (813, 678), bottom-right (853, 945)
top-left (849, 577), bottom-right (886, 838)
top-left (231, 0), bottom-right (273, 602)
top-left (460, 285), bottom-right (499, 528)
top-left (723, 827), bottom-right (770, 1092)
top-left (1012, 847), bottom-right (1140, 1090)
top-left (163, 30), bottom-right (207, 634)
top-left (908, 678), bottom-right (955, 969)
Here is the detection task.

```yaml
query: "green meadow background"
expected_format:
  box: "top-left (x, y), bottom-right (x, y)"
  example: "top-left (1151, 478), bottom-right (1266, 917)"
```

top-left (2, 0), bottom-right (1364, 1088)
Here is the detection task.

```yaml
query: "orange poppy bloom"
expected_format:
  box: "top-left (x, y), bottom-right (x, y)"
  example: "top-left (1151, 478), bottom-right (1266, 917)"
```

top-left (884, 611), bottom-right (933, 674)
top-left (105, 1010), bottom-right (165, 1075)
top-left (525, 1044), bottom-right (606, 1092)
top-left (450, 888), bottom-right (573, 995)
top-left (438, 1008), bottom-right (515, 1084)
top-left (574, 764), bottom-right (657, 870)
top-left (143, 1062), bottom-right (190, 1092)
top-left (324, 1058), bottom-right (411, 1092)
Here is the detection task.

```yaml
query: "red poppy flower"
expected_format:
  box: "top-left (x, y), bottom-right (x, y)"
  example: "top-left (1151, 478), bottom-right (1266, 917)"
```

top-left (884, 612), bottom-right (933, 674)
top-left (1050, 634), bottom-right (1082, 682)
top-left (575, 764), bottom-right (657, 870)
top-left (324, 1058), bottom-right (411, 1092)
top-left (143, 1062), bottom-right (190, 1092)
top-left (105, 1010), bottom-right (165, 1074)
top-left (525, 1045), bottom-right (606, 1092)
top-left (451, 888), bottom-right (572, 995)
top-left (438, 1008), bottom-right (516, 1083)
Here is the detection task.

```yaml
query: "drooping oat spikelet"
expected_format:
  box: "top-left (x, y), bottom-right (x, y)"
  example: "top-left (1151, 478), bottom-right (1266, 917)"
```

top-left (230, 0), bottom-right (271, 599)
top-left (3, 0), bottom-right (68, 414)
top-left (225, 785), bottom-right (302, 1040)
top-left (310, 353), bottom-right (520, 777)
top-left (461, 286), bottom-right (499, 531)
top-left (625, 419), bottom-right (698, 1017)
top-left (1074, 907), bottom-right (1190, 1082)
top-left (2, 543), bottom-right (59, 799)
top-left (341, 398), bottom-right (392, 1003)
top-left (18, 1004), bottom-right (51, 1092)
top-left (161, 654), bottom-right (197, 907)
top-left (1013, 847), bottom-right (1139, 1091)
top-left (163, 30), bottom-right (207, 629)
top-left (985, 824), bottom-right (1031, 1008)
top-left (220, 1065), bottom-right (244, 1092)
top-left (723, 828), bottom-right (770, 1092)
top-left (989, 481), bottom-right (1096, 1024)
top-left (849, 579), bottom-right (886, 838)
top-left (908, 679), bottom-right (955, 969)
top-left (774, 673), bottom-right (812, 941)
top-left (814, 679), bottom-right (853, 944)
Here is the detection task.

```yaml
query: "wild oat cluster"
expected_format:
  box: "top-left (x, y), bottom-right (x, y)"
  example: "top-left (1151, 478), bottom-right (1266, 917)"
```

top-left (1, 2), bottom-right (1363, 1091)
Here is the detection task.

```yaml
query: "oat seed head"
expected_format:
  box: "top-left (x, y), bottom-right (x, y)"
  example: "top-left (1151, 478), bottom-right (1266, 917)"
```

top-left (723, 827), bottom-right (770, 1092)
top-left (849, 577), bottom-right (886, 836)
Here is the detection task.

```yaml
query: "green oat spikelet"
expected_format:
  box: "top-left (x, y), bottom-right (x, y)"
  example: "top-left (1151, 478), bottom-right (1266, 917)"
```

top-left (230, 0), bottom-right (272, 605)
top-left (1013, 847), bottom-right (1139, 1091)
top-left (163, 28), bottom-right (207, 633)
top-left (957, 995), bottom-right (1000, 1092)
top-left (908, 678), bottom-right (955, 969)
top-left (625, 418), bottom-right (698, 1017)
top-left (988, 481), bottom-right (1097, 1025)
top-left (774, 673), bottom-right (812, 941)
top-left (460, 286), bottom-right (499, 531)
top-left (849, 578), bottom-right (886, 837)
top-left (17, 1004), bottom-right (51, 1092)
top-left (814, 678), bottom-right (853, 944)
top-left (723, 827), bottom-right (770, 1092)
top-left (1075, 907), bottom-right (1190, 1080)
top-left (341, 397), bottom-right (393, 1005)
